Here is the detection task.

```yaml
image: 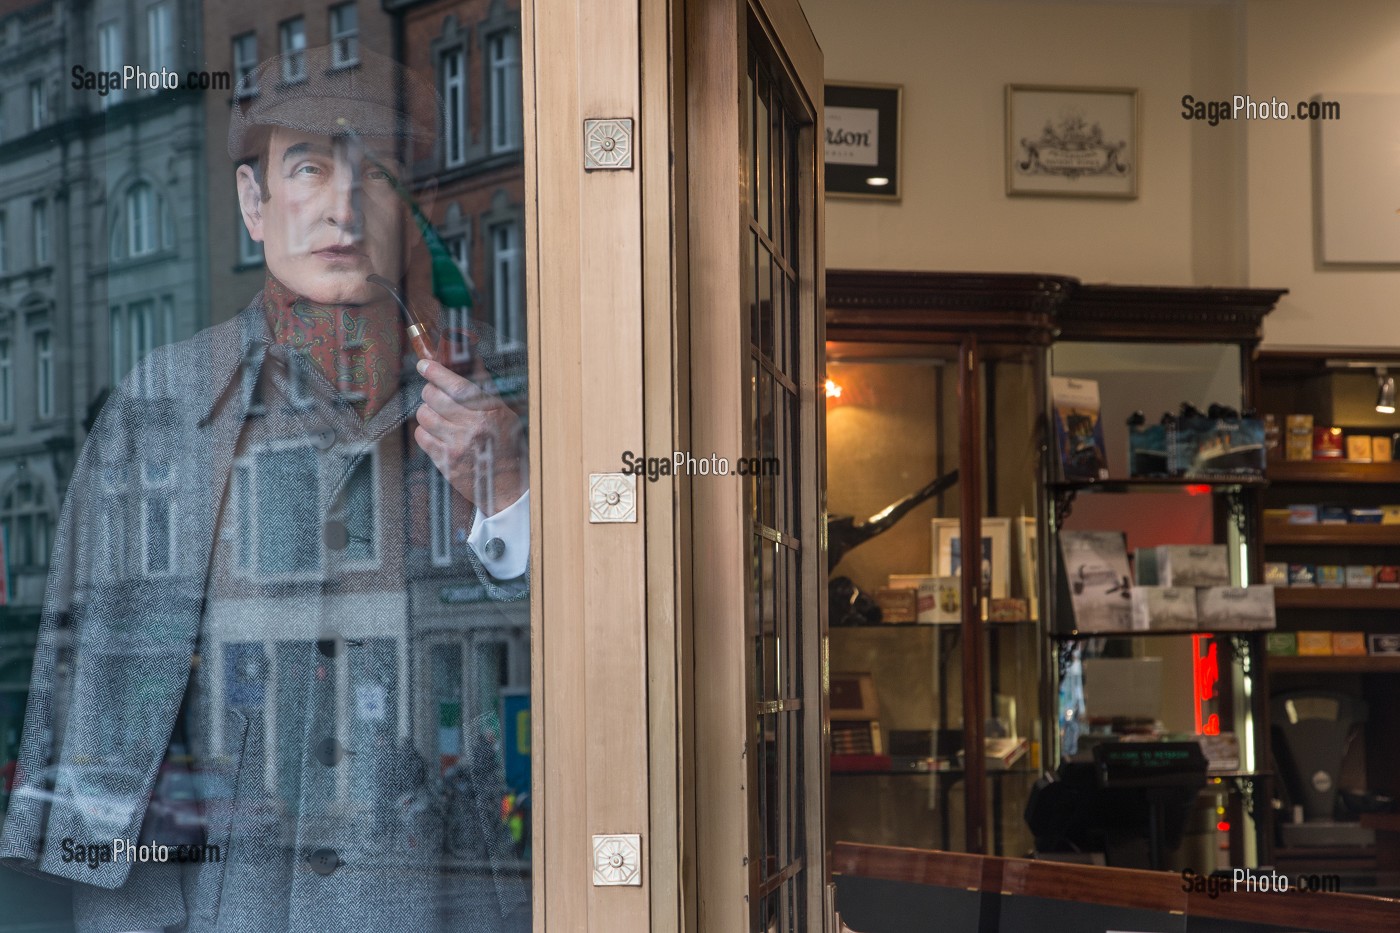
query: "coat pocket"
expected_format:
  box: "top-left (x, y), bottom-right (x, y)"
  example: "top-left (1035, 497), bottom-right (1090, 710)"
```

top-left (193, 707), bottom-right (249, 926)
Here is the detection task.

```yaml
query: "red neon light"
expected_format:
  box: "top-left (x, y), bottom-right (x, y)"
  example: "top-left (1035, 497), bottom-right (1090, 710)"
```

top-left (1192, 634), bottom-right (1221, 735)
top-left (1217, 821), bottom-right (1230, 832)
top-left (1185, 484), bottom-right (1212, 496)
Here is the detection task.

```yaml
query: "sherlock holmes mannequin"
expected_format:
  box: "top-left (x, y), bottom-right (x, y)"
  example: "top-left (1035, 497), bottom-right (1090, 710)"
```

top-left (0, 48), bottom-right (528, 932)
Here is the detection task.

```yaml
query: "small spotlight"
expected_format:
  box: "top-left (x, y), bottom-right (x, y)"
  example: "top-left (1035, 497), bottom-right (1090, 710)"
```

top-left (824, 378), bottom-right (843, 399)
top-left (1377, 368), bottom-right (1396, 414)
top-left (865, 177), bottom-right (890, 187)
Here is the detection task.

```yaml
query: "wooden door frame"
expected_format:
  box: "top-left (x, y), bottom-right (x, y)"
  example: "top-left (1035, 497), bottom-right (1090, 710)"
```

top-left (686, 0), bottom-right (825, 928)
top-left (522, 0), bottom-right (821, 927)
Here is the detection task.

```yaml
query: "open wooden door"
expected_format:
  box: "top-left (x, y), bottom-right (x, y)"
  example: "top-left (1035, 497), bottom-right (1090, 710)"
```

top-left (687, 0), bottom-right (828, 929)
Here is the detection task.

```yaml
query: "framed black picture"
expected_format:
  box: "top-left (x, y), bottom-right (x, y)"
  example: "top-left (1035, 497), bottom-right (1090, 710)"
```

top-left (824, 82), bottom-right (901, 200)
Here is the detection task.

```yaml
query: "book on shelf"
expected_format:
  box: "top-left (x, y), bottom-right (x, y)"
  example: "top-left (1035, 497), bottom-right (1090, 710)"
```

top-left (1050, 376), bottom-right (1109, 481)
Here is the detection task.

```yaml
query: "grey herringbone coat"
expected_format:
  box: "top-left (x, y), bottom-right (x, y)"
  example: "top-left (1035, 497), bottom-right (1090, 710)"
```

top-left (0, 297), bottom-right (528, 932)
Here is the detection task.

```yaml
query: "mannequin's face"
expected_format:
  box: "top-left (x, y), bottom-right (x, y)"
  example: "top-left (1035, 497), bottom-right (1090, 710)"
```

top-left (236, 127), bottom-right (405, 305)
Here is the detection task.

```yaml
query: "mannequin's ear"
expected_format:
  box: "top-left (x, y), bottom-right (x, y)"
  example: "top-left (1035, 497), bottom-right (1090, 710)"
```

top-left (235, 164), bottom-right (265, 243)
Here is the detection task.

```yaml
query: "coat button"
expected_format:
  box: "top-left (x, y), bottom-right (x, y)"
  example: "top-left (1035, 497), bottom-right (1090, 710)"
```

top-left (308, 848), bottom-right (343, 875)
top-left (484, 537), bottom-right (506, 561)
top-left (324, 520), bottom-right (349, 550)
top-left (314, 737), bottom-right (348, 766)
top-left (312, 428), bottom-right (337, 450)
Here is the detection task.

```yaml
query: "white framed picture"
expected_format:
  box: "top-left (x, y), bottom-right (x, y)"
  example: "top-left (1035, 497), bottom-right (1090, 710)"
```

top-left (931, 517), bottom-right (1011, 600)
top-left (1006, 84), bottom-right (1138, 199)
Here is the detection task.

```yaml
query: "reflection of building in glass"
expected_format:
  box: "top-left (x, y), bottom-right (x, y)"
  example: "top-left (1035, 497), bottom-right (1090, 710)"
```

top-left (0, 0), bottom-right (206, 774)
top-left (393, 0), bottom-right (529, 787)
top-left (196, 0), bottom-right (530, 812)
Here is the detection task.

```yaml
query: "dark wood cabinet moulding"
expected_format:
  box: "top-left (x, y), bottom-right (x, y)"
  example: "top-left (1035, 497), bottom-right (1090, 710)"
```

top-left (825, 269), bottom-right (1287, 345)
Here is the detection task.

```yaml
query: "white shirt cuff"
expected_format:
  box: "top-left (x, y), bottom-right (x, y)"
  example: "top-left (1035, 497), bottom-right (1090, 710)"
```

top-left (467, 489), bottom-right (530, 580)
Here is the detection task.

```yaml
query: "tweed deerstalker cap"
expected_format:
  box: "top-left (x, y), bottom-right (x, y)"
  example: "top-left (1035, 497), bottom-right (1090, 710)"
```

top-left (228, 45), bottom-right (440, 161)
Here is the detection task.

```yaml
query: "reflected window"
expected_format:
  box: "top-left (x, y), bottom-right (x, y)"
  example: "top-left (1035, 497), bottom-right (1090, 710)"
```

top-left (250, 445), bottom-right (320, 576)
top-left (233, 33), bottom-right (258, 98)
top-left (31, 200), bottom-right (48, 266)
top-left (487, 32), bottom-right (522, 153)
top-left (140, 459), bottom-right (175, 576)
top-left (34, 331), bottom-right (51, 420)
top-left (445, 234), bottom-right (470, 361)
top-left (340, 454), bottom-right (376, 563)
top-left (0, 339), bottom-right (12, 424)
top-left (330, 3), bottom-right (358, 69)
top-left (429, 466), bottom-right (452, 566)
top-left (28, 80), bottom-right (44, 131)
top-left (491, 222), bottom-right (521, 349)
top-left (2, 479), bottom-right (51, 571)
top-left (127, 184), bottom-right (158, 257)
top-left (279, 18), bottom-right (307, 84)
top-left (147, 2), bottom-right (174, 77)
top-left (238, 216), bottom-right (263, 266)
top-left (98, 22), bottom-right (123, 107)
top-left (440, 48), bottom-right (466, 168)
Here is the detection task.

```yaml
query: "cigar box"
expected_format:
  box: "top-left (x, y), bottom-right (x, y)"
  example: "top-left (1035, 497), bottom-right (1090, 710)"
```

top-left (1297, 631), bottom-right (1333, 656)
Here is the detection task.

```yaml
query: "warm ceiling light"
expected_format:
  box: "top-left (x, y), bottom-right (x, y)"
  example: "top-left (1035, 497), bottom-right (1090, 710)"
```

top-left (824, 378), bottom-right (843, 399)
top-left (1378, 368), bottom-right (1396, 414)
top-left (865, 176), bottom-right (890, 187)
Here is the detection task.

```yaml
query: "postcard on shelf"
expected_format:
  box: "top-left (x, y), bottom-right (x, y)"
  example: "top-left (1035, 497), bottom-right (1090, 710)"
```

top-left (1333, 632), bottom-right (1368, 656)
top-left (888, 573), bottom-right (961, 623)
top-left (1347, 435), bottom-right (1374, 462)
top-left (1375, 437), bottom-right (1394, 462)
top-left (1136, 544), bottom-right (1230, 588)
top-left (1049, 376), bottom-right (1109, 481)
top-left (1058, 530), bottom-right (1133, 632)
top-left (984, 736), bottom-right (1029, 771)
top-left (1264, 562), bottom-right (1289, 586)
top-left (1383, 505), bottom-right (1400, 525)
top-left (1377, 565), bottom-right (1400, 588)
top-left (1345, 565), bottom-right (1375, 588)
top-left (1319, 505), bottom-right (1349, 525)
top-left (1015, 516), bottom-right (1039, 614)
top-left (1266, 632), bottom-right (1298, 657)
top-left (1288, 504), bottom-right (1319, 524)
top-left (1349, 507), bottom-right (1383, 524)
top-left (1316, 565), bottom-right (1345, 588)
top-left (1285, 414), bottom-right (1314, 461)
top-left (1288, 564), bottom-right (1317, 587)
top-left (1195, 586), bottom-right (1276, 631)
top-left (1297, 631), bottom-right (1333, 656)
top-left (1313, 426), bottom-right (1345, 459)
top-left (987, 597), bottom-right (1030, 623)
top-left (1370, 634), bottom-right (1400, 655)
top-left (874, 587), bottom-right (917, 624)
top-left (1130, 586), bottom-right (1198, 631)
top-left (1197, 732), bottom-right (1241, 772)
top-left (931, 517), bottom-right (1010, 600)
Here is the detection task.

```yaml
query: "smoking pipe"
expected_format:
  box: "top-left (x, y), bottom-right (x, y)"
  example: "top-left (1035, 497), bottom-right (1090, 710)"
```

top-left (366, 274), bottom-right (436, 363)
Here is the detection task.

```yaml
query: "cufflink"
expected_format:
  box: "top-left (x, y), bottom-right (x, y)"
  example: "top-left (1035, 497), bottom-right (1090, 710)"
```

top-left (484, 537), bottom-right (506, 561)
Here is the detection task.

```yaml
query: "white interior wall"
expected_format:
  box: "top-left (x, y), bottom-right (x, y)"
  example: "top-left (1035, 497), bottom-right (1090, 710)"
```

top-left (804, 0), bottom-right (1400, 349)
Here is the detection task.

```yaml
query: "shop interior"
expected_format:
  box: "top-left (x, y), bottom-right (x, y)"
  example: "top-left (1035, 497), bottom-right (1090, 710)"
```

top-left (812, 1), bottom-right (1400, 928)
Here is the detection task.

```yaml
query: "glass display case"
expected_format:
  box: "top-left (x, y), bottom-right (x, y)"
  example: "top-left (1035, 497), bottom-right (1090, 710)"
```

top-left (824, 273), bottom-right (1287, 867)
top-left (824, 271), bottom-right (1067, 857)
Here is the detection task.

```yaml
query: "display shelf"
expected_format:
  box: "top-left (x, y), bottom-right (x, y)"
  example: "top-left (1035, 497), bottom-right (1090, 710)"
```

top-left (833, 620), bottom-right (1038, 631)
top-left (1049, 476), bottom-right (1267, 493)
top-left (1274, 588), bottom-right (1400, 610)
top-left (1268, 460), bottom-right (1400, 485)
top-left (1050, 627), bottom-right (1265, 640)
top-left (1270, 656), bottom-right (1400, 674)
top-left (1262, 522), bottom-right (1400, 546)
top-left (830, 765), bottom-right (1040, 778)
top-left (1262, 521), bottom-right (1400, 546)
